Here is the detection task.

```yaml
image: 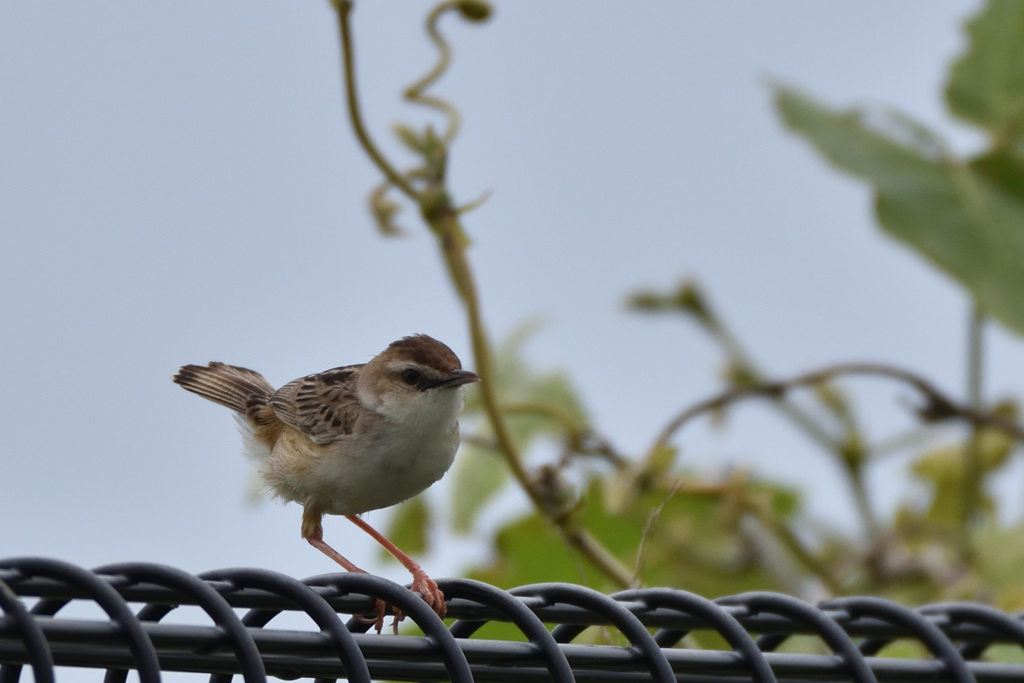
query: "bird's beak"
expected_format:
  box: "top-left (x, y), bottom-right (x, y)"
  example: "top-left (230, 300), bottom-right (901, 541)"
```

top-left (439, 369), bottom-right (481, 387)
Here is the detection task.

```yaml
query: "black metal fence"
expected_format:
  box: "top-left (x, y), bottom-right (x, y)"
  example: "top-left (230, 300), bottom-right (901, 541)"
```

top-left (2, 557), bottom-right (1023, 682)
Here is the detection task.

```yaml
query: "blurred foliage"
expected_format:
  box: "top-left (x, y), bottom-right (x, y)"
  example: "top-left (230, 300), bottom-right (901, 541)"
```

top-left (774, 0), bottom-right (1024, 335)
top-left (331, 0), bottom-right (1024, 654)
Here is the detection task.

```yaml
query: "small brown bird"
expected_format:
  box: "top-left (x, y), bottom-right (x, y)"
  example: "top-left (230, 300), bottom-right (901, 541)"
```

top-left (173, 334), bottom-right (479, 629)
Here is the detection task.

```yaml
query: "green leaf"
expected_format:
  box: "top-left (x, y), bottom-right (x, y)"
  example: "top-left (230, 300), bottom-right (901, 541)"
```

top-left (945, 0), bottom-right (1024, 142)
top-left (464, 320), bottom-right (589, 454)
top-left (382, 496), bottom-right (430, 560)
top-left (468, 477), bottom-right (798, 599)
top-left (463, 510), bottom-right (565, 588)
top-left (369, 184), bottom-right (405, 236)
top-left (977, 523), bottom-right (1024, 611)
top-left (774, 83), bottom-right (1024, 335)
top-left (971, 149), bottom-right (1024, 203)
top-left (909, 413), bottom-right (1016, 525)
top-left (627, 280), bottom-right (716, 327)
top-left (393, 123), bottom-right (429, 156)
top-left (392, 123), bottom-right (445, 177)
top-left (450, 441), bottom-right (508, 532)
top-left (645, 443), bottom-right (678, 479)
top-left (455, 321), bottom-right (590, 530)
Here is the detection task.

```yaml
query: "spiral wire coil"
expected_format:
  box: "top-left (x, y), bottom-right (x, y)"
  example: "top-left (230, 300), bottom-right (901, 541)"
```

top-left (2, 557), bottom-right (1024, 682)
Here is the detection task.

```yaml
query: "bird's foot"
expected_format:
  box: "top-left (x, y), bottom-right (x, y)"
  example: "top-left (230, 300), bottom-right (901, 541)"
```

top-left (410, 571), bottom-right (447, 619)
top-left (355, 599), bottom-right (404, 634)
top-left (355, 574), bottom-right (444, 633)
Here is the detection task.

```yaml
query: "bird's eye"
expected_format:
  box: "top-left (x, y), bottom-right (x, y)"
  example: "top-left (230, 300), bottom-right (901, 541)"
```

top-left (401, 368), bottom-right (422, 385)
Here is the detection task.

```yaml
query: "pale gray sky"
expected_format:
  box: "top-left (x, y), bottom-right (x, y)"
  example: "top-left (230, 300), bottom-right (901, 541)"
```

top-left (4, 1), bottom-right (1011, 585)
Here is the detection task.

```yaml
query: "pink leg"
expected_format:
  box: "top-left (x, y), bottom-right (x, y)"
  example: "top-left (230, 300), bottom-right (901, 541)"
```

top-left (346, 514), bottom-right (447, 619)
top-left (301, 507), bottom-right (391, 631)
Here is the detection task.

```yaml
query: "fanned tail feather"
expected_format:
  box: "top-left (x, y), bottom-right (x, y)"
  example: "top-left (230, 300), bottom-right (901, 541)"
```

top-left (173, 362), bottom-right (275, 421)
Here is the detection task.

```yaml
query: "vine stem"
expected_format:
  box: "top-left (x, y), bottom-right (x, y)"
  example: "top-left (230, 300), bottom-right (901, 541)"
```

top-left (961, 303), bottom-right (985, 557)
top-left (403, 1), bottom-right (462, 143)
top-left (431, 206), bottom-right (635, 588)
top-left (333, 1), bottom-right (418, 201)
top-left (330, 0), bottom-right (634, 589)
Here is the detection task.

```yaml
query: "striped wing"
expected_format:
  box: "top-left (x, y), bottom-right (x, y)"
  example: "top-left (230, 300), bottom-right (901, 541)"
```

top-left (268, 365), bottom-right (365, 444)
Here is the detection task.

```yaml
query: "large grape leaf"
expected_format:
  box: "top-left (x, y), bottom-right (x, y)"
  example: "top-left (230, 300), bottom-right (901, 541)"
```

top-left (945, 0), bottom-right (1024, 142)
top-left (774, 83), bottom-right (1024, 335)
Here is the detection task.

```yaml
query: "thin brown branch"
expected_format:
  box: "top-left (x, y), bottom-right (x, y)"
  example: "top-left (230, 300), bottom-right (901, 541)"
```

top-left (500, 401), bottom-right (630, 468)
top-left (645, 361), bottom-right (1024, 470)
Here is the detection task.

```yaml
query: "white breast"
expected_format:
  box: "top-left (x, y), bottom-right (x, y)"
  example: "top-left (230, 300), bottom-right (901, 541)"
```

top-left (261, 386), bottom-right (465, 516)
